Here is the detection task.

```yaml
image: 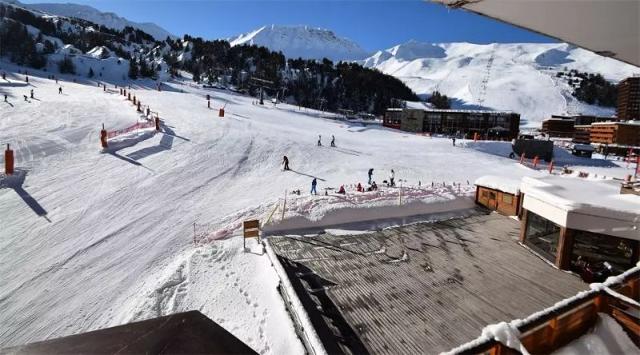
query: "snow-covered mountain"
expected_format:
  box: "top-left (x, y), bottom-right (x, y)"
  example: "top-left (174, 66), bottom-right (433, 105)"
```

top-left (9, 0), bottom-right (175, 41)
top-left (229, 25), bottom-right (370, 62)
top-left (363, 41), bottom-right (640, 125)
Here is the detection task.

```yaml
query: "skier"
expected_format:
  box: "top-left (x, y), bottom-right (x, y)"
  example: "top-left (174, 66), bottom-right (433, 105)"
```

top-left (30, 89), bottom-right (34, 99)
top-left (368, 168), bottom-right (374, 185)
top-left (452, 137), bottom-right (456, 146)
top-left (317, 134), bottom-right (322, 146)
top-left (389, 169), bottom-right (395, 187)
top-left (4, 94), bottom-right (7, 102)
top-left (311, 178), bottom-right (317, 195)
top-left (25, 76), bottom-right (28, 83)
top-left (282, 155), bottom-right (290, 171)
top-left (1, 72), bottom-right (5, 80)
top-left (337, 185), bottom-right (346, 194)
top-left (330, 135), bottom-right (336, 147)
top-left (58, 87), bottom-right (62, 95)
top-left (357, 183), bottom-right (363, 192)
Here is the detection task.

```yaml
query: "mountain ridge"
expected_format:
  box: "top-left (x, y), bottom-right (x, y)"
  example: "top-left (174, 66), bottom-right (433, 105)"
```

top-left (5, 0), bottom-right (175, 40)
top-left (229, 24), bottom-right (370, 62)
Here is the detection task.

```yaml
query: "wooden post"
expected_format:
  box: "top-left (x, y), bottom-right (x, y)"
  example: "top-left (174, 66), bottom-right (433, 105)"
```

top-left (519, 209), bottom-right (528, 243)
top-left (555, 227), bottom-right (575, 270)
top-left (100, 123), bottom-right (108, 149)
top-left (4, 144), bottom-right (14, 175)
top-left (281, 190), bottom-right (287, 222)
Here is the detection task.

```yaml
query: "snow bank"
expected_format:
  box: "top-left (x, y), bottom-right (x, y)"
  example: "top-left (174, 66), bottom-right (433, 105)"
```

top-left (551, 313), bottom-right (639, 355)
top-left (264, 241), bottom-right (327, 355)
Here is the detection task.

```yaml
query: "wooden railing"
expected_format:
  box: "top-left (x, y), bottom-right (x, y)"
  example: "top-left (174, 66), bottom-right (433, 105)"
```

top-left (447, 269), bottom-right (640, 354)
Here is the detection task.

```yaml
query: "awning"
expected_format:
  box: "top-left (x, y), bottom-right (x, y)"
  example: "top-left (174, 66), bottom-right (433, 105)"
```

top-left (432, 0), bottom-right (640, 67)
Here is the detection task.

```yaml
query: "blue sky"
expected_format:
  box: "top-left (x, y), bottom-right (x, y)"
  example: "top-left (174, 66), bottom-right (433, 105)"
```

top-left (22, 0), bottom-right (555, 50)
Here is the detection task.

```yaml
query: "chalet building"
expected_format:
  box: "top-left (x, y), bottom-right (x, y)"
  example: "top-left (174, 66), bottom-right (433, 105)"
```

top-left (474, 176), bottom-right (522, 216)
top-left (518, 175), bottom-right (640, 274)
top-left (541, 115), bottom-right (617, 139)
top-left (384, 107), bottom-right (520, 139)
top-left (572, 124), bottom-right (591, 144)
top-left (589, 121), bottom-right (640, 156)
top-left (541, 117), bottom-right (575, 138)
top-left (617, 76), bottom-right (640, 120)
top-left (382, 108), bottom-right (402, 129)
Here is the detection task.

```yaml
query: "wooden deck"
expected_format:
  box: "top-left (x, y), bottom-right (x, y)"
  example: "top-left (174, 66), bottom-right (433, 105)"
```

top-left (268, 211), bottom-right (588, 355)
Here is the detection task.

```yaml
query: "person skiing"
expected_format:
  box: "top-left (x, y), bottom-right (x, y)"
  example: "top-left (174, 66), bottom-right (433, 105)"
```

top-left (282, 155), bottom-right (290, 171)
top-left (30, 89), bottom-right (34, 99)
top-left (4, 94), bottom-right (7, 102)
top-left (389, 169), bottom-right (395, 187)
top-left (58, 87), bottom-right (62, 95)
top-left (338, 185), bottom-right (346, 194)
top-left (330, 135), bottom-right (336, 147)
top-left (452, 137), bottom-right (456, 146)
top-left (368, 168), bottom-right (374, 185)
top-left (317, 134), bottom-right (322, 146)
top-left (357, 183), bottom-right (363, 192)
top-left (311, 178), bottom-right (317, 195)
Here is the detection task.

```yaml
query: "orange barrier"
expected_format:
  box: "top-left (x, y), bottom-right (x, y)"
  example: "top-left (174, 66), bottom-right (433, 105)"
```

top-left (219, 108), bottom-right (225, 117)
top-left (5, 144), bottom-right (14, 175)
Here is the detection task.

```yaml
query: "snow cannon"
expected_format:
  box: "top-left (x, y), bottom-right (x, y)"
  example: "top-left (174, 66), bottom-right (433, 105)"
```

top-left (100, 124), bottom-right (108, 149)
top-left (155, 116), bottom-right (160, 131)
top-left (219, 108), bottom-right (225, 117)
top-left (4, 144), bottom-right (14, 175)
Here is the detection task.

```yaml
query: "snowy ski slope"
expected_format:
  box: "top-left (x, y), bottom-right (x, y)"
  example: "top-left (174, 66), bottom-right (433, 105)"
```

top-left (0, 62), bottom-right (634, 353)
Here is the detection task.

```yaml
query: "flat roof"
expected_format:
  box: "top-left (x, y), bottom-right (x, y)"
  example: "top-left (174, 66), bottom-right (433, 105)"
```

top-left (268, 212), bottom-right (587, 354)
top-left (475, 175), bottom-right (521, 195)
top-left (521, 175), bottom-right (640, 240)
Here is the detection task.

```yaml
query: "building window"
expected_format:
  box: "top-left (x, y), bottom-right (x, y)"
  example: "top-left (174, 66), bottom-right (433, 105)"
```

top-left (570, 230), bottom-right (637, 275)
top-left (524, 211), bottom-right (561, 262)
top-left (502, 194), bottom-right (513, 205)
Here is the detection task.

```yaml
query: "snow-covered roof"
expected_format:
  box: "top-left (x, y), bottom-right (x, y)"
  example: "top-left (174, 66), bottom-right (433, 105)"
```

top-left (591, 120), bottom-right (640, 126)
top-left (404, 101), bottom-right (434, 110)
top-left (475, 175), bottom-right (521, 195)
top-left (520, 175), bottom-right (640, 240)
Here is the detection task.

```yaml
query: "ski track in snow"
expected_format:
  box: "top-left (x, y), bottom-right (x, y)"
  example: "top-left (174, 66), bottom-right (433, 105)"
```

top-left (0, 61), bottom-right (635, 353)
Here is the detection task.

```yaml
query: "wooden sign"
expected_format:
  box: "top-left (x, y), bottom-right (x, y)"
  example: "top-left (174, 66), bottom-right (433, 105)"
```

top-left (243, 220), bottom-right (260, 249)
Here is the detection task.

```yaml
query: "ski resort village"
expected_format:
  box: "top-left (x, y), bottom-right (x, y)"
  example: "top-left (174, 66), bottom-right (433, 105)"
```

top-left (0, 0), bottom-right (639, 354)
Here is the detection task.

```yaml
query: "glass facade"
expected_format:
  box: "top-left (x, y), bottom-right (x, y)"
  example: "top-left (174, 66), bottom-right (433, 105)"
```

top-left (571, 230), bottom-right (637, 274)
top-left (524, 211), bottom-right (561, 262)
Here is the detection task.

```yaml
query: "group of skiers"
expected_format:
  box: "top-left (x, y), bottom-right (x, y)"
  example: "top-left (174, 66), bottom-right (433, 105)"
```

top-left (282, 153), bottom-right (397, 196)
top-left (317, 134), bottom-right (336, 147)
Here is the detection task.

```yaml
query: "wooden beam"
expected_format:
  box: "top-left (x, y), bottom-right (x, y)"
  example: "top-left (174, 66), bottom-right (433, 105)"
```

top-left (519, 209), bottom-right (528, 243)
top-left (555, 227), bottom-right (575, 270)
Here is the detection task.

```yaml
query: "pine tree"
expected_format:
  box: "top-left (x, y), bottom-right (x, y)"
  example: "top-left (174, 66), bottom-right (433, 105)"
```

top-left (128, 57), bottom-right (139, 79)
top-left (88, 67), bottom-right (94, 78)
